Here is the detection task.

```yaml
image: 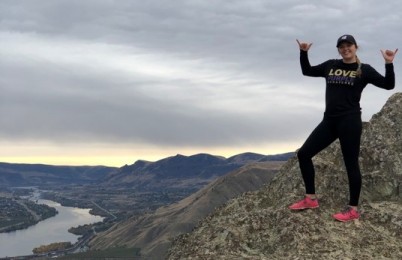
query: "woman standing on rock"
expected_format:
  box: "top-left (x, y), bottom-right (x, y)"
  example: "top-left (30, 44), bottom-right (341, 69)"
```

top-left (289, 34), bottom-right (398, 222)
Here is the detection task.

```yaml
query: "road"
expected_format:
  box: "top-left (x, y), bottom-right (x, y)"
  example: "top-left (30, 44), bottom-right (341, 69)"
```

top-left (90, 200), bottom-right (117, 220)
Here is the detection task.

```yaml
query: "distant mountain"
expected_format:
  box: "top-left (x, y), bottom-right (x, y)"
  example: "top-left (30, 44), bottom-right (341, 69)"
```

top-left (258, 152), bottom-right (296, 162)
top-left (226, 152), bottom-right (267, 164)
top-left (89, 161), bottom-right (285, 259)
top-left (0, 152), bottom-right (294, 189)
top-left (0, 163), bottom-right (117, 187)
top-left (227, 152), bottom-right (295, 164)
top-left (101, 152), bottom-right (294, 191)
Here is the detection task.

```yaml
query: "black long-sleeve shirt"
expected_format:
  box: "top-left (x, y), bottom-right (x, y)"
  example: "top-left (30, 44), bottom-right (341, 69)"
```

top-left (300, 50), bottom-right (395, 117)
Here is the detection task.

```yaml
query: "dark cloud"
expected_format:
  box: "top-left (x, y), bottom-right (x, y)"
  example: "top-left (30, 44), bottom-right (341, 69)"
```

top-left (1, 0), bottom-right (401, 157)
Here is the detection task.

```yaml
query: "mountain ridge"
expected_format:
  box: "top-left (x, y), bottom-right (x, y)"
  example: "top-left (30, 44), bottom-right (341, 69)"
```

top-left (101, 152), bottom-right (294, 191)
top-left (0, 152), bottom-right (294, 188)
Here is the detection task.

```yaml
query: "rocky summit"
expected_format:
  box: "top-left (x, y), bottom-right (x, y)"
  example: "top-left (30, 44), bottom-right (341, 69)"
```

top-left (168, 92), bottom-right (402, 260)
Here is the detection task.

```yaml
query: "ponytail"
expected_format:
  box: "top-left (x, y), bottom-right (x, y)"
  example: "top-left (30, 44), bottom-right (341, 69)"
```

top-left (356, 55), bottom-right (362, 77)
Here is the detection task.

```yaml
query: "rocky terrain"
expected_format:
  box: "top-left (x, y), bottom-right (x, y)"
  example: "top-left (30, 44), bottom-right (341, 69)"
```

top-left (89, 161), bottom-right (284, 259)
top-left (168, 92), bottom-right (402, 260)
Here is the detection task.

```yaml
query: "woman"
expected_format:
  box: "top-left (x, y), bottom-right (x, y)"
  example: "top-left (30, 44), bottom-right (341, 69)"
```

top-left (289, 34), bottom-right (398, 222)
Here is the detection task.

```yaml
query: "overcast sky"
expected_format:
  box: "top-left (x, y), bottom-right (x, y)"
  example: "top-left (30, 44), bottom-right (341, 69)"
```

top-left (1, 0), bottom-right (401, 166)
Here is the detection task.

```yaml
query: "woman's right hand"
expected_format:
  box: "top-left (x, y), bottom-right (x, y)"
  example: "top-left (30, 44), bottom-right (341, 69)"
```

top-left (381, 48), bottom-right (398, 64)
top-left (296, 39), bottom-right (313, 51)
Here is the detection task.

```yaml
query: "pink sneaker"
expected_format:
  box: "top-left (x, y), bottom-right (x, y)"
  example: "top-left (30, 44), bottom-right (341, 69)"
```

top-left (289, 196), bottom-right (319, 210)
top-left (333, 206), bottom-right (360, 222)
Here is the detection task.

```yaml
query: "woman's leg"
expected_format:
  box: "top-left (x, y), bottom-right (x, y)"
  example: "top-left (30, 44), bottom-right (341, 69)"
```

top-left (337, 114), bottom-right (362, 207)
top-left (297, 119), bottom-right (337, 195)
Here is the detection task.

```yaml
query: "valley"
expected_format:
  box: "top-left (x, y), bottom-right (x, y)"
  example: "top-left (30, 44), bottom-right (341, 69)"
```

top-left (40, 185), bottom-right (200, 221)
top-left (0, 152), bottom-right (293, 258)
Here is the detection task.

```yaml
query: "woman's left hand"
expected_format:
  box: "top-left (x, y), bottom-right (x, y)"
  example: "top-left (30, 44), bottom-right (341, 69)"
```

top-left (381, 48), bottom-right (398, 63)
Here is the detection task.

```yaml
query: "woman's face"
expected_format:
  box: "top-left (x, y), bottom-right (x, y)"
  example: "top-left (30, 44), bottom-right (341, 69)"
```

top-left (338, 42), bottom-right (357, 62)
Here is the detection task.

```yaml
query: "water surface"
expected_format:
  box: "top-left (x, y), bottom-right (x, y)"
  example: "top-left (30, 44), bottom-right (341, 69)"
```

top-left (0, 199), bottom-right (103, 257)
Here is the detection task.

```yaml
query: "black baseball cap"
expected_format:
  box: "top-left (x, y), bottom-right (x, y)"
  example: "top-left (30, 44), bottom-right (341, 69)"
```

top-left (336, 34), bottom-right (357, 47)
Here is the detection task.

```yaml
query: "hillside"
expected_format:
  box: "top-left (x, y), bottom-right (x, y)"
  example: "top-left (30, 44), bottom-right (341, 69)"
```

top-left (168, 92), bottom-right (402, 259)
top-left (89, 161), bottom-right (284, 259)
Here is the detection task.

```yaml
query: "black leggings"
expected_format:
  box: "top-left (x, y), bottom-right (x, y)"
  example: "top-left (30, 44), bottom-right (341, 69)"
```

top-left (297, 113), bottom-right (362, 206)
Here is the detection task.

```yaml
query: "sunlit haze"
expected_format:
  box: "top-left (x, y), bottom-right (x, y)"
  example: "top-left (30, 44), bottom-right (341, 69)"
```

top-left (0, 141), bottom-right (298, 166)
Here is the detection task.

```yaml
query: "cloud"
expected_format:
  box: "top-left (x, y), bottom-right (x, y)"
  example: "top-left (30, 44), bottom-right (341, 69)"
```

top-left (0, 0), bottom-right (401, 164)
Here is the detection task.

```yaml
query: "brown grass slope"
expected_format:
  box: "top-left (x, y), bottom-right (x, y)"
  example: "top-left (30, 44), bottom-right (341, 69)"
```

top-left (168, 92), bottom-right (402, 260)
top-left (89, 161), bottom-right (283, 259)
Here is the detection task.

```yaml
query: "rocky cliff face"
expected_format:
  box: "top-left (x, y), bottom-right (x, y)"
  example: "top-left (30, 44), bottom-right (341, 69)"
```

top-left (168, 92), bottom-right (402, 260)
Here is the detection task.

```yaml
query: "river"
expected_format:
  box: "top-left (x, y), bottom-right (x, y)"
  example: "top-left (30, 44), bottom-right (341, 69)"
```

top-left (0, 199), bottom-right (104, 258)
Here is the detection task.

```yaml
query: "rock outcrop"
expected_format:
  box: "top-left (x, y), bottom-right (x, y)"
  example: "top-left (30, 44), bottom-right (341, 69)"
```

top-left (168, 92), bottom-right (402, 260)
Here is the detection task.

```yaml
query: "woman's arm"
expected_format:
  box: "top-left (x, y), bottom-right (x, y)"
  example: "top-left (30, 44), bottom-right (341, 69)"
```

top-left (364, 64), bottom-right (395, 90)
top-left (365, 48), bottom-right (398, 90)
top-left (297, 39), bottom-right (327, 77)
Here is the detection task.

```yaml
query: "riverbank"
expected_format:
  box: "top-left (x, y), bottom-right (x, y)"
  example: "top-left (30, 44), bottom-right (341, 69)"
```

top-left (0, 195), bottom-right (57, 233)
